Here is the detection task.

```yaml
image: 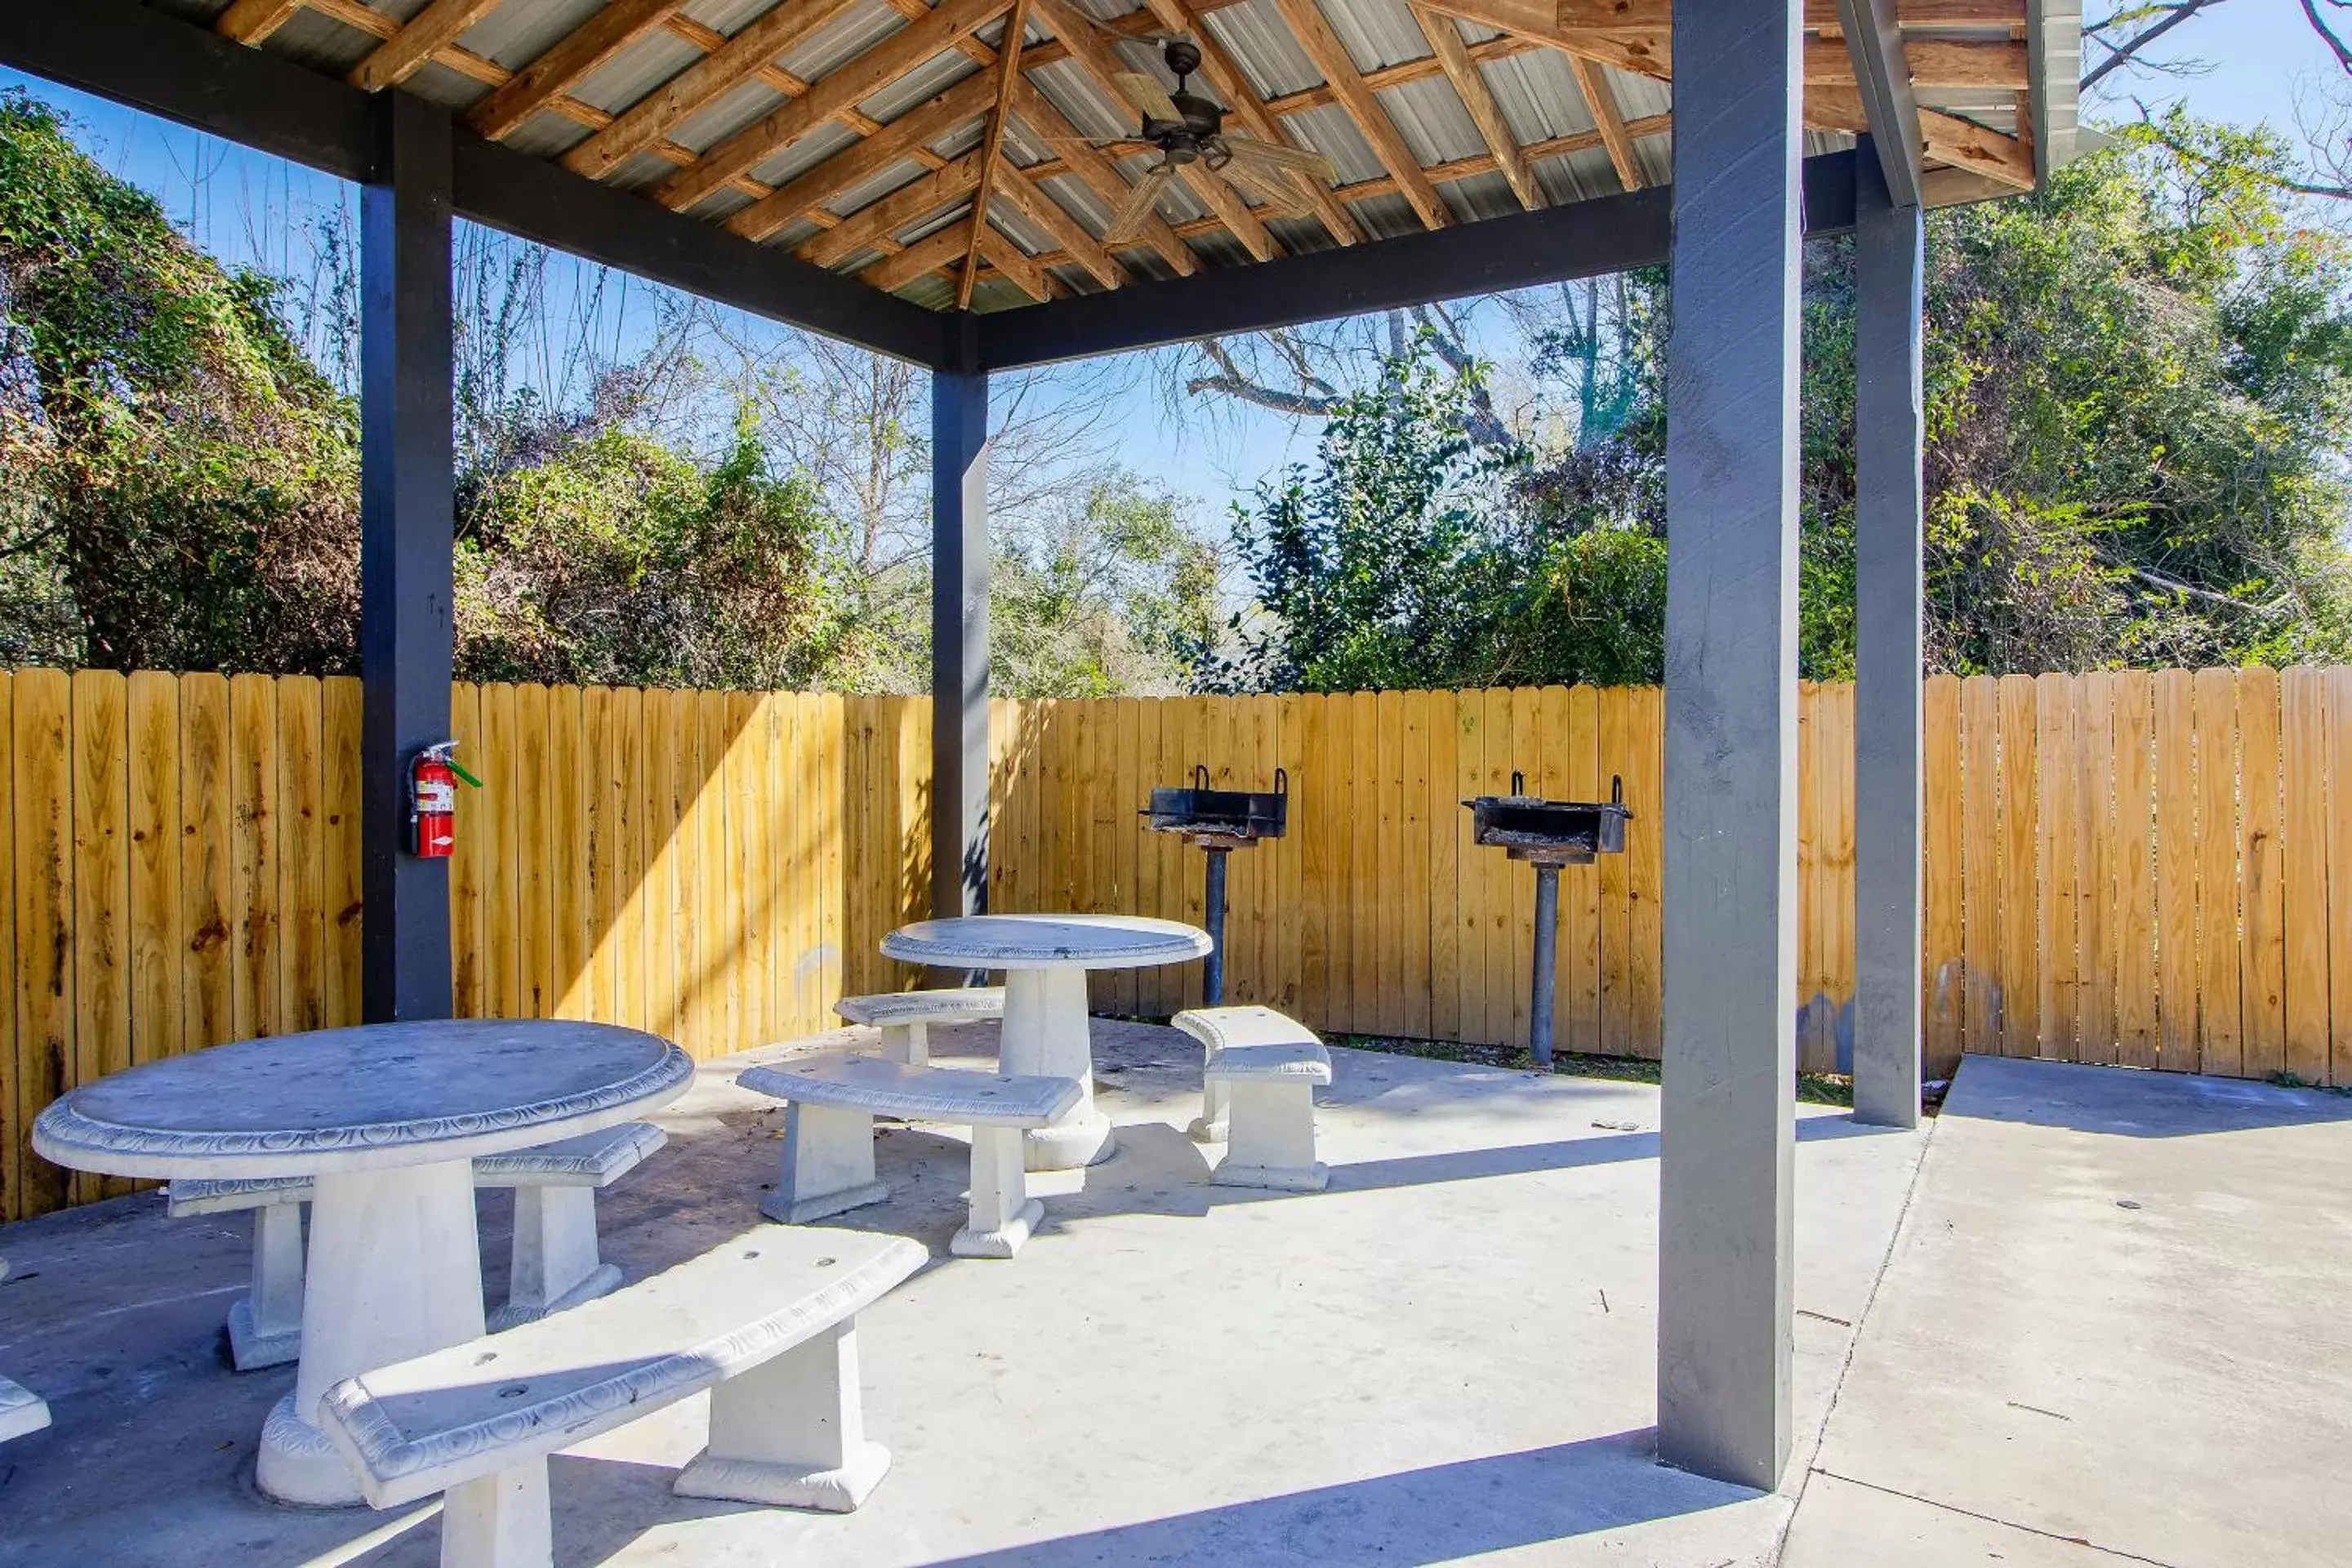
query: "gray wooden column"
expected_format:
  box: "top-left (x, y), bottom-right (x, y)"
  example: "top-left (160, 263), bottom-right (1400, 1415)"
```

top-left (359, 91), bottom-right (455, 1022)
top-left (1851, 140), bottom-right (1926, 1129)
top-left (930, 361), bottom-right (991, 919)
top-left (1657, 0), bottom-right (1802, 1490)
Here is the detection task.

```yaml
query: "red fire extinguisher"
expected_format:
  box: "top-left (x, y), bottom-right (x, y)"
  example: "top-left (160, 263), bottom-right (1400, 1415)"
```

top-left (409, 741), bottom-right (481, 858)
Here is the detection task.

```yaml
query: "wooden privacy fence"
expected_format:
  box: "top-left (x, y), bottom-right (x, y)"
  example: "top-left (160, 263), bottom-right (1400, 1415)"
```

top-left (2, 665), bottom-right (2348, 1222)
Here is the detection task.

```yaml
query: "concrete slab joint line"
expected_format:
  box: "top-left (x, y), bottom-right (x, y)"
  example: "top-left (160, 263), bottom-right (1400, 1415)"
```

top-left (1803, 1468), bottom-right (2188, 1566)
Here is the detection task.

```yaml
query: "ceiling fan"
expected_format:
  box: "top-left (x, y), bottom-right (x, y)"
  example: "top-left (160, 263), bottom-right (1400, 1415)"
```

top-left (1036, 37), bottom-right (1339, 243)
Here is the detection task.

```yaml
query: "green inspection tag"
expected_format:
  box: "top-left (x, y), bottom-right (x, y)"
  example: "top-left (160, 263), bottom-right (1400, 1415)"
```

top-left (446, 757), bottom-right (485, 789)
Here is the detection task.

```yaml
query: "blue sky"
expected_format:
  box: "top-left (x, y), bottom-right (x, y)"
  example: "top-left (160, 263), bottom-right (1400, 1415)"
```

top-left (0, 3), bottom-right (2335, 521)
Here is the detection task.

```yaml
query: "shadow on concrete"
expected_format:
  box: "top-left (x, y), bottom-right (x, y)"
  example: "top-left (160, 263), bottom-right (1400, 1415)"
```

top-left (914, 1428), bottom-right (1752, 1567)
top-left (1947, 1054), bottom-right (2352, 1138)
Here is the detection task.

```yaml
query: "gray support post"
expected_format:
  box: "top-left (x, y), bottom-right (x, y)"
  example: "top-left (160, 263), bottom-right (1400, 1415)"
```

top-left (359, 91), bottom-right (455, 1023)
top-left (1851, 141), bottom-right (1927, 1129)
top-left (1657, 0), bottom-right (1803, 1490)
top-left (930, 363), bottom-right (991, 920)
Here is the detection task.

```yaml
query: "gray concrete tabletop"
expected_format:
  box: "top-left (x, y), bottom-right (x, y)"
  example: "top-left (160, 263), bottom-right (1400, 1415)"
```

top-left (880, 912), bottom-right (1211, 971)
top-left (32, 1019), bottom-right (693, 1181)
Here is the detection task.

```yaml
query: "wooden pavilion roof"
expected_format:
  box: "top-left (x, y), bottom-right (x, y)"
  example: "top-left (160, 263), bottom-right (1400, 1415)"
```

top-left (161, 0), bottom-right (2078, 313)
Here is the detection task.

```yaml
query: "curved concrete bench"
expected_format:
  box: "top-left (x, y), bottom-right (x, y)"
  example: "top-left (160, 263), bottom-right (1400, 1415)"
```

top-left (1174, 1007), bottom-right (1333, 1192)
top-left (835, 987), bottom-right (1006, 1067)
top-left (0, 1258), bottom-right (47, 1445)
top-left (322, 1227), bottom-right (925, 1568)
top-left (739, 1054), bottom-right (1077, 1259)
top-left (167, 1120), bottom-right (668, 1367)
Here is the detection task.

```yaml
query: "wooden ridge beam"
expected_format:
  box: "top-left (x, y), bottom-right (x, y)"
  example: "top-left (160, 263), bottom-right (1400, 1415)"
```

top-left (1029, 0), bottom-right (1279, 261)
top-left (659, 0), bottom-right (1012, 213)
top-left (1271, 0), bottom-right (1450, 228)
top-left (470, 0), bottom-right (685, 140)
top-left (1138, 0), bottom-right (1361, 244)
top-left (1410, 2), bottom-right (1539, 209)
top-left (1567, 55), bottom-right (1642, 192)
top-left (564, 0), bottom-right (866, 179)
top-left (960, 0), bottom-right (1036, 308)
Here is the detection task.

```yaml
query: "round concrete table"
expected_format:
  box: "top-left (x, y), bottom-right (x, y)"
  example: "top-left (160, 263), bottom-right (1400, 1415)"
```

top-left (33, 1018), bottom-right (692, 1507)
top-left (880, 915), bottom-right (1212, 1170)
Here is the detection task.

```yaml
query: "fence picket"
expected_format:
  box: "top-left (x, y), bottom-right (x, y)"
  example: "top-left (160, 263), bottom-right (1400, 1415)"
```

top-left (69, 670), bottom-right (127, 1203)
top-left (2238, 666), bottom-right (2287, 1079)
top-left (2282, 667), bottom-right (2330, 1084)
top-left (2153, 670), bottom-right (2198, 1071)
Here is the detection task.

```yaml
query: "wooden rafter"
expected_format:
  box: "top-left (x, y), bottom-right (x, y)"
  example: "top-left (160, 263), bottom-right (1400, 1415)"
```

top-left (661, 0), bottom-right (1011, 213)
top-left (470, 0), bottom-right (686, 141)
top-left (728, 74), bottom-right (1000, 242)
top-left (972, 224), bottom-right (1049, 301)
top-left (214, 0), bottom-right (306, 45)
top-left (863, 220), bottom-right (978, 293)
top-left (1567, 56), bottom-right (1642, 191)
top-left (993, 161), bottom-right (1125, 288)
top-left (1410, 3), bottom-right (1538, 210)
top-left (1806, 88), bottom-right (2034, 187)
top-left (799, 152), bottom-right (987, 268)
top-left (1137, 0), bottom-right (1361, 246)
top-left (349, 0), bottom-right (503, 92)
top-left (564, 0), bottom-right (865, 180)
top-left (1028, 0), bottom-right (1279, 263)
top-left (1269, 0), bottom-right (1450, 229)
top-left (960, 0), bottom-right (1036, 309)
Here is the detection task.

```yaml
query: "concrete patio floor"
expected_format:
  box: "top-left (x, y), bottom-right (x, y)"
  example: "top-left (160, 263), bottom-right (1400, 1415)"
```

top-left (1781, 1056), bottom-right (2352, 1568)
top-left (0, 1019), bottom-right (1926, 1566)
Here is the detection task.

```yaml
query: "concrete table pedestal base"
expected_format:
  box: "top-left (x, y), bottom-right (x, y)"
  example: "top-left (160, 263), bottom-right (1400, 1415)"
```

top-left (1002, 969), bottom-right (1114, 1171)
top-left (259, 1161), bottom-right (488, 1507)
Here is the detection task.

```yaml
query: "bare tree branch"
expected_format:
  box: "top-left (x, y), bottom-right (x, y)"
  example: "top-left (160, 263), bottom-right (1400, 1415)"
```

top-left (2082, 0), bottom-right (2228, 91)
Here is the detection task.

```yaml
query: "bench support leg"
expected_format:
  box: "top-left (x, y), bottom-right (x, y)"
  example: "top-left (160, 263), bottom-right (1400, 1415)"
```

top-left (492, 1187), bottom-right (621, 1331)
top-left (441, 1457), bottom-right (553, 1568)
top-left (675, 1319), bottom-right (890, 1512)
top-left (879, 1021), bottom-right (929, 1067)
top-left (952, 1124), bottom-right (1043, 1258)
top-left (1213, 1080), bottom-right (1328, 1192)
top-left (764, 1104), bottom-right (889, 1225)
top-left (1187, 1079), bottom-right (1231, 1144)
top-left (229, 1200), bottom-right (306, 1371)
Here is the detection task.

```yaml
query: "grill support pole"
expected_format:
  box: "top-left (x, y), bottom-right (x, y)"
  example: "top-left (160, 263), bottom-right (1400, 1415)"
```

top-left (1530, 864), bottom-right (1561, 1068)
top-left (1201, 846), bottom-right (1230, 1007)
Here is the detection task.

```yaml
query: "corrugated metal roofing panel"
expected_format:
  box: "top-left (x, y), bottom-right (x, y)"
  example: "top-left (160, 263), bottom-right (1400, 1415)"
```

top-left (860, 48), bottom-right (985, 122)
top-left (1199, 1), bottom-right (1324, 100)
top-left (1281, 102), bottom-right (1386, 186)
top-left (1483, 49), bottom-right (1590, 146)
top-left (746, 118), bottom-right (862, 188)
top-left (460, 0), bottom-right (604, 72)
top-left (780, 0), bottom-right (915, 86)
top-left (252, 7), bottom-right (377, 77)
top-left (670, 74), bottom-right (791, 155)
top-left (1375, 73), bottom-right (1489, 169)
top-left (569, 30), bottom-right (704, 118)
top-left (685, 0), bottom-right (793, 36)
top-left (1530, 143), bottom-right (1622, 206)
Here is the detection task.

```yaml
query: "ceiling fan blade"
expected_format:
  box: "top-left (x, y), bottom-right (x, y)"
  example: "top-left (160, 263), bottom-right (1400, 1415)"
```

top-left (1113, 71), bottom-right (1183, 124)
top-left (1101, 163), bottom-right (1175, 244)
top-left (1219, 158), bottom-right (1310, 219)
top-left (1223, 136), bottom-right (1339, 185)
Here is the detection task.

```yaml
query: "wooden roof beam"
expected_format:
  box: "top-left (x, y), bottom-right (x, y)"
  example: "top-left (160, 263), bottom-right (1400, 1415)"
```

top-left (798, 150), bottom-right (986, 267)
top-left (1270, 0), bottom-right (1451, 228)
top-left (1807, 88), bottom-right (2031, 187)
top-left (993, 158), bottom-right (1127, 288)
top-left (215, 0), bottom-right (306, 45)
top-left (972, 222), bottom-right (1050, 301)
top-left (469, 0), bottom-right (686, 140)
top-left (1809, 36), bottom-right (2029, 87)
top-left (959, 0), bottom-right (1036, 308)
top-left (1566, 55), bottom-right (1642, 191)
top-left (659, 0), bottom-right (1012, 213)
top-left (1137, 0), bottom-right (1362, 245)
top-left (564, 0), bottom-right (866, 179)
top-left (348, 0), bottom-right (501, 90)
top-left (862, 219), bottom-right (978, 292)
top-left (1409, 3), bottom-right (1539, 209)
top-left (727, 71), bottom-right (998, 241)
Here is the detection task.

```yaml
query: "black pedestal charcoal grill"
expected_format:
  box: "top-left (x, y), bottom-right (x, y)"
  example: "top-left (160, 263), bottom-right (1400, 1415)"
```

top-left (1141, 765), bottom-right (1289, 1005)
top-left (1462, 773), bottom-right (1633, 1067)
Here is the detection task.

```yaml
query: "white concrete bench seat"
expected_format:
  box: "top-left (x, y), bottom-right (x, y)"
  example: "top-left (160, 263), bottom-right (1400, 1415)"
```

top-left (0, 1258), bottom-right (47, 1446)
top-left (738, 1054), bottom-right (1079, 1259)
top-left (1174, 1007), bottom-right (1334, 1192)
top-left (321, 1226), bottom-right (924, 1568)
top-left (835, 987), bottom-right (1006, 1067)
top-left (165, 1121), bottom-right (668, 1367)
